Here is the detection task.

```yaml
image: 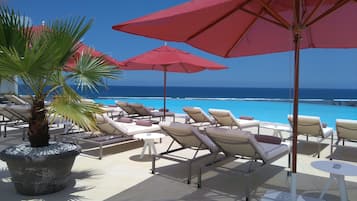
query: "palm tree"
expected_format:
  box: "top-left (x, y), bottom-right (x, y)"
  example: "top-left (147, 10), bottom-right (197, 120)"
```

top-left (0, 7), bottom-right (119, 147)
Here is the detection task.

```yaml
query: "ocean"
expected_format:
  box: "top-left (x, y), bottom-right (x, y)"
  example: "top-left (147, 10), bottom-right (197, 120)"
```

top-left (62, 86), bottom-right (357, 100)
top-left (18, 85), bottom-right (357, 128)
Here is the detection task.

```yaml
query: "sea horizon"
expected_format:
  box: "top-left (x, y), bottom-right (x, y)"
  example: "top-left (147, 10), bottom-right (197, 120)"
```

top-left (18, 85), bottom-right (357, 107)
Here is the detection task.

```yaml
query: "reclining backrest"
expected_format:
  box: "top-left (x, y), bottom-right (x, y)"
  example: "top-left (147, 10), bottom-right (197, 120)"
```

top-left (0, 104), bottom-right (19, 121)
top-left (8, 104), bottom-right (31, 121)
top-left (288, 115), bottom-right (323, 137)
top-left (336, 119), bottom-right (357, 140)
top-left (116, 101), bottom-right (137, 115)
top-left (129, 103), bottom-right (151, 116)
top-left (209, 109), bottom-right (235, 127)
top-left (183, 107), bottom-right (212, 123)
top-left (5, 94), bottom-right (29, 105)
top-left (206, 127), bottom-right (256, 157)
top-left (160, 122), bottom-right (219, 152)
top-left (95, 114), bottom-right (127, 135)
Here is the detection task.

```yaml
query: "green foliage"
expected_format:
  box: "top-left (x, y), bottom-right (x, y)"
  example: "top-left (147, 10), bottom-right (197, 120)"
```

top-left (0, 6), bottom-right (120, 146)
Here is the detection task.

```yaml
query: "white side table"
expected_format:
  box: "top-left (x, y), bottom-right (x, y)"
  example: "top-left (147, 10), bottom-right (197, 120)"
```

top-left (261, 124), bottom-right (291, 139)
top-left (134, 133), bottom-right (165, 159)
top-left (311, 160), bottom-right (357, 201)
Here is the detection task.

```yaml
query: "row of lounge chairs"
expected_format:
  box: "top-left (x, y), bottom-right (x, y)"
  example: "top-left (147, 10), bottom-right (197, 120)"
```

top-left (153, 121), bottom-right (290, 200)
top-left (152, 109), bottom-right (356, 199)
top-left (116, 101), bottom-right (175, 121)
top-left (183, 107), bottom-right (260, 132)
top-left (183, 106), bottom-right (357, 158)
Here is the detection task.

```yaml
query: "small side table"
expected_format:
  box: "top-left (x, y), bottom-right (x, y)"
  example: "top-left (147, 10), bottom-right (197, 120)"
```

top-left (311, 160), bottom-right (357, 201)
top-left (134, 133), bottom-right (165, 159)
top-left (261, 124), bottom-right (291, 139)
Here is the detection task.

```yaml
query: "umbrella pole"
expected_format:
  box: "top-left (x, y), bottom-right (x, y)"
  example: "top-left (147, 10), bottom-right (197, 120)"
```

top-left (163, 70), bottom-right (167, 121)
top-left (290, 31), bottom-right (301, 201)
top-left (291, 1), bottom-right (301, 200)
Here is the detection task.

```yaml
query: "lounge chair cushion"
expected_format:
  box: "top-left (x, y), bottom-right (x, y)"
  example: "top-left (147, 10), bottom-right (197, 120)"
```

top-left (136, 120), bottom-right (152, 127)
top-left (255, 135), bottom-right (281, 144)
top-left (117, 117), bottom-right (133, 123)
top-left (240, 116), bottom-right (254, 120)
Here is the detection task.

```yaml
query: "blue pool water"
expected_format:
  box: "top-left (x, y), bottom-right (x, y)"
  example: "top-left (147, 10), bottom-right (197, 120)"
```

top-left (95, 97), bottom-right (357, 129)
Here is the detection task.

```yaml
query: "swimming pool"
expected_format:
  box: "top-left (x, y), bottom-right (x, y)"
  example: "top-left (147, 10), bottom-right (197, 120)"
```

top-left (95, 98), bottom-right (357, 129)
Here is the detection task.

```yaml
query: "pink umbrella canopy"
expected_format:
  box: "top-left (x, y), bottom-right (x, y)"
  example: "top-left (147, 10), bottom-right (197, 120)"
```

top-left (30, 25), bottom-right (122, 70)
top-left (112, 0), bottom-right (357, 192)
top-left (121, 45), bottom-right (227, 118)
top-left (65, 42), bottom-right (123, 70)
top-left (121, 45), bottom-right (226, 72)
top-left (113, 0), bottom-right (357, 58)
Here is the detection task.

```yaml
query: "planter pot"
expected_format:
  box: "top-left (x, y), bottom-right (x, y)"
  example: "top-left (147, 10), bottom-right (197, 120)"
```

top-left (0, 142), bottom-right (81, 195)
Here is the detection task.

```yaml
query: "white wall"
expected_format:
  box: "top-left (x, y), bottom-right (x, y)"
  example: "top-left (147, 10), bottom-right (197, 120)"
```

top-left (0, 77), bottom-right (18, 94)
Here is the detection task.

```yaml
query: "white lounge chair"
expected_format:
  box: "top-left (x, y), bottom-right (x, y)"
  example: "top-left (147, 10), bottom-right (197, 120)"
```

top-left (130, 103), bottom-right (175, 122)
top-left (115, 101), bottom-right (139, 117)
top-left (183, 107), bottom-right (215, 127)
top-left (62, 114), bottom-right (161, 159)
top-left (199, 127), bottom-right (290, 197)
top-left (0, 104), bottom-right (28, 137)
top-left (288, 114), bottom-right (334, 158)
top-left (208, 109), bottom-right (260, 133)
top-left (155, 122), bottom-right (221, 184)
top-left (4, 94), bottom-right (29, 105)
top-left (335, 119), bottom-right (357, 146)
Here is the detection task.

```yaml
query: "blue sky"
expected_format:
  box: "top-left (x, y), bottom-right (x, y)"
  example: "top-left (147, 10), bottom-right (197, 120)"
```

top-left (4, 0), bottom-right (357, 89)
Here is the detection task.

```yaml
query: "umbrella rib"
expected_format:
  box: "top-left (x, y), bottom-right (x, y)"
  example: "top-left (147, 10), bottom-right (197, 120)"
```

top-left (256, 0), bottom-right (291, 29)
top-left (186, 0), bottom-right (251, 41)
top-left (240, 7), bottom-right (287, 29)
top-left (302, 0), bottom-right (325, 25)
top-left (224, 0), bottom-right (272, 57)
top-left (306, 0), bottom-right (350, 27)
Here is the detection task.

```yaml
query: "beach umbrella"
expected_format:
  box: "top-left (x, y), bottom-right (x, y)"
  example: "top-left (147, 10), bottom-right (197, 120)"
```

top-left (120, 45), bottom-right (227, 119)
top-left (30, 25), bottom-right (122, 69)
top-left (112, 0), bottom-right (357, 199)
top-left (64, 42), bottom-right (123, 70)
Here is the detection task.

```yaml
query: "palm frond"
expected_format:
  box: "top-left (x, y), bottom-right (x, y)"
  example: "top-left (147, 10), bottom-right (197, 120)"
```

top-left (68, 54), bottom-right (120, 92)
top-left (48, 96), bottom-right (104, 132)
top-left (0, 6), bottom-right (31, 54)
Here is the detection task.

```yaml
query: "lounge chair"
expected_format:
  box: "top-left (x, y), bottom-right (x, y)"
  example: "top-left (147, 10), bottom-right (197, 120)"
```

top-left (130, 103), bottom-right (175, 122)
top-left (19, 95), bottom-right (33, 104)
top-left (115, 101), bottom-right (139, 117)
top-left (4, 94), bottom-right (29, 105)
top-left (335, 119), bottom-right (357, 146)
top-left (0, 104), bottom-right (28, 137)
top-left (62, 114), bottom-right (161, 159)
top-left (288, 114), bottom-right (333, 158)
top-left (4, 104), bottom-right (71, 140)
top-left (208, 109), bottom-right (260, 133)
top-left (183, 107), bottom-right (215, 127)
top-left (153, 122), bottom-right (220, 184)
top-left (199, 127), bottom-right (290, 198)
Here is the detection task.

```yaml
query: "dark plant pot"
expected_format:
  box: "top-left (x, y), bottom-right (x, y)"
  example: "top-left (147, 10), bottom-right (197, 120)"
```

top-left (0, 142), bottom-right (81, 195)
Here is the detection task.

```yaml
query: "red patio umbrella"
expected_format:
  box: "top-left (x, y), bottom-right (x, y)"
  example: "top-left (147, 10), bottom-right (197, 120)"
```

top-left (121, 45), bottom-right (227, 119)
top-left (65, 42), bottom-right (123, 70)
top-left (112, 0), bottom-right (357, 198)
top-left (30, 25), bottom-right (122, 70)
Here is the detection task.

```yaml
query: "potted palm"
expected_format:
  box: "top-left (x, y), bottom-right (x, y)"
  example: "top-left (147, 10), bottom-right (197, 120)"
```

top-left (0, 7), bottom-right (119, 195)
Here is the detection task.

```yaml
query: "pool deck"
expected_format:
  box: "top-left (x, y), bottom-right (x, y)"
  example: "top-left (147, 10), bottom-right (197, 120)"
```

top-left (1, 116), bottom-right (357, 201)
